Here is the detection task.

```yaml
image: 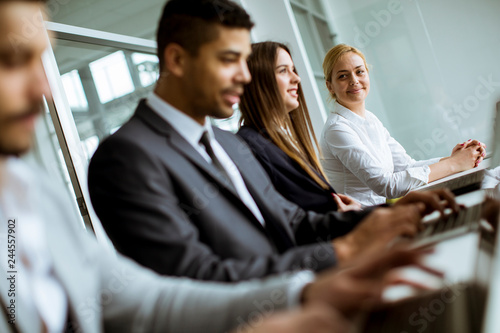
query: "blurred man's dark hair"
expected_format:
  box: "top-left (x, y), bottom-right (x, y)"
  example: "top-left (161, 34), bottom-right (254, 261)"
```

top-left (156, 0), bottom-right (254, 71)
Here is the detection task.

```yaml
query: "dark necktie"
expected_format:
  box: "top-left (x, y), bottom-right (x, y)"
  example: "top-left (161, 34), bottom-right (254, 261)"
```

top-left (200, 132), bottom-right (294, 252)
top-left (199, 131), bottom-right (235, 190)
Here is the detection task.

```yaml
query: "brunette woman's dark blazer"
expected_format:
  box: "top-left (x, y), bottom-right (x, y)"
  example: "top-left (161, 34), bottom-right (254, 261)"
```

top-left (237, 126), bottom-right (339, 214)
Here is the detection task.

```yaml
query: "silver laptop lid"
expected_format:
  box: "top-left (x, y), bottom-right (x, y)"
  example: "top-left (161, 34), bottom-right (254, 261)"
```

top-left (481, 101), bottom-right (500, 192)
top-left (490, 101), bottom-right (500, 168)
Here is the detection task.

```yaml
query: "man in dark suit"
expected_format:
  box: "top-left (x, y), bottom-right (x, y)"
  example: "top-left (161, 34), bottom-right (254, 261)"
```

top-left (88, 0), bottom-right (455, 281)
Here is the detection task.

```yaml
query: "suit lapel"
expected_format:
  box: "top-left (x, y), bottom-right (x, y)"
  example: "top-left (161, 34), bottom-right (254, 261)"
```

top-left (215, 130), bottom-right (296, 245)
top-left (168, 131), bottom-right (242, 197)
top-left (135, 101), bottom-right (266, 232)
top-left (136, 101), bottom-right (241, 199)
top-left (169, 135), bottom-right (274, 236)
top-left (135, 100), bottom-right (297, 246)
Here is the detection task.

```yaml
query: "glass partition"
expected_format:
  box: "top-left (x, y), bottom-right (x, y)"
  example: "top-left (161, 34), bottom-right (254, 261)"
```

top-left (24, 99), bottom-right (84, 229)
top-left (321, 0), bottom-right (500, 159)
top-left (54, 39), bottom-right (158, 161)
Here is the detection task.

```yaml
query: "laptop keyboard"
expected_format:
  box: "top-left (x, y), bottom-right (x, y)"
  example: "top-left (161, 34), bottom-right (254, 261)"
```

top-left (412, 203), bottom-right (482, 245)
top-left (449, 171), bottom-right (485, 191)
top-left (417, 168), bottom-right (485, 195)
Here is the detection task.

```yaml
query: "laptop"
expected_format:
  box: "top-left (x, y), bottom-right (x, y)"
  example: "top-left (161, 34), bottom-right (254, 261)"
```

top-left (415, 158), bottom-right (490, 195)
top-left (410, 101), bottom-right (500, 247)
top-left (360, 102), bottom-right (500, 333)
top-left (361, 192), bottom-right (495, 333)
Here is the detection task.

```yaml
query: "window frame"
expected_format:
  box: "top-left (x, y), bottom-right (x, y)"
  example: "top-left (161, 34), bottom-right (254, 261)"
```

top-left (43, 22), bottom-right (156, 246)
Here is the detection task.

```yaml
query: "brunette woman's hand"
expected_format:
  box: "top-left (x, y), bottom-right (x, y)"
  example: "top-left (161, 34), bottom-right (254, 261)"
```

top-left (333, 193), bottom-right (362, 212)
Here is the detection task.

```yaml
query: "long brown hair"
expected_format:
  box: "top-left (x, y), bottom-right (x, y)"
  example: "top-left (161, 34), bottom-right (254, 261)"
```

top-left (239, 42), bottom-right (329, 190)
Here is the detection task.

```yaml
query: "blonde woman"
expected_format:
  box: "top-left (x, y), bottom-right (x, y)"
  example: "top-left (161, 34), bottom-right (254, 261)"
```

top-left (319, 44), bottom-right (485, 207)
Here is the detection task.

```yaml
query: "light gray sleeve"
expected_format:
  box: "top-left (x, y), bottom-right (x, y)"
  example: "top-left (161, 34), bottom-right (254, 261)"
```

top-left (97, 253), bottom-right (305, 333)
top-left (39, 165), bottom-right (310, 333)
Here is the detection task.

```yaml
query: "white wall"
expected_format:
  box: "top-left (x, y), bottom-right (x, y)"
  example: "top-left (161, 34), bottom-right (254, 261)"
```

top-left (322, 0), bottom-right (500, 159)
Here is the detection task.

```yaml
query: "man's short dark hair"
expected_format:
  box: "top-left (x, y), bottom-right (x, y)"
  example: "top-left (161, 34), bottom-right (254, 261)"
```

top-left (156, 0), bottom-right (254, 71)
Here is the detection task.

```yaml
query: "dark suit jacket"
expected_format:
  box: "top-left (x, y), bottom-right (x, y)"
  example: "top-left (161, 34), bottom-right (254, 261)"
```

top-left (238, 126), bottom-right (338, 214)
top-left (88, 100), bottom-right (371, 282)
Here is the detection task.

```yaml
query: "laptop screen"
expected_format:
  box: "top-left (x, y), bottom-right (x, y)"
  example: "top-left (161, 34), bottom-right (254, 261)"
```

top-left (489, 102), bottom-right (500, 168)
top-left (482, 101), bottom-right (500, 191)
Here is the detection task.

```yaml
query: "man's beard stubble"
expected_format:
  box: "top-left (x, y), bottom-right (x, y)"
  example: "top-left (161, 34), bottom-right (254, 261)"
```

top-left (0, 101), bottom-right (43, 156)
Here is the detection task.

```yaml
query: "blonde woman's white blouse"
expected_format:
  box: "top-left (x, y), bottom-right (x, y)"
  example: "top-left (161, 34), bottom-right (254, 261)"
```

top-left (319, 102), bottom-right (440, 207)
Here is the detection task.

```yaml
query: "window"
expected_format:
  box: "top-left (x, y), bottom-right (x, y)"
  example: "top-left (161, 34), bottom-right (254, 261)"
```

top-left (55, 40), bottom-right (158, 161)
top-left (290, 0), bottom-right (337, 108)
top-left (61, 70), bottom-right (88, 110)
top-left (132, 53), bottom-right (159, 87)
top-left (211, 106), bottom-right (241, 133)
top-left (89, 51), bottom-right (135, 104)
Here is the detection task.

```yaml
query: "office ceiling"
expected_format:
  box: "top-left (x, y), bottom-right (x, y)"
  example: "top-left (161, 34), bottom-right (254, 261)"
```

top-left (49, 0), bottom-right (165, 39)
top-left (49, 0), bottom-right (165, 73)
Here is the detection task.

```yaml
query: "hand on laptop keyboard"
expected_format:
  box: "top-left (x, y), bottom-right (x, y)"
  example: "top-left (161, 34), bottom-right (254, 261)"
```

top-left (302, 247), bottom-right (442, 318)
top-left (332, 205), bottom-right (423, 263)
top-left (417, 204), bottom-right (481, 241)
top-left (394, 188), bottom-right (459, 217)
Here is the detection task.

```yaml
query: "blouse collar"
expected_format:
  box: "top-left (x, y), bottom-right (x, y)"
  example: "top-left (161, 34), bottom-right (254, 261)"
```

top-left (334, 102), bottom-right (368, 126)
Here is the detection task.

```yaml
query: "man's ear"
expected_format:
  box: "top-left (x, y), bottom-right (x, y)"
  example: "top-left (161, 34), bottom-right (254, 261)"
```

top-left (162, 43), bottom-right (189, 77)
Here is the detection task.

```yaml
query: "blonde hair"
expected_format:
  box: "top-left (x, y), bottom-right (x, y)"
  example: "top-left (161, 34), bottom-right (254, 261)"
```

top-left (322, 44), bottom-right (369, 100)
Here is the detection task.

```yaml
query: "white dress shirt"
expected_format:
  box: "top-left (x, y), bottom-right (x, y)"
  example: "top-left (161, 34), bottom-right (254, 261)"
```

top-left (0, 158), bottom-right (68, 333)
top-left (147, 93), bottom-right (265, 225)
top-left (320, 102), bottom-right (441, 207)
